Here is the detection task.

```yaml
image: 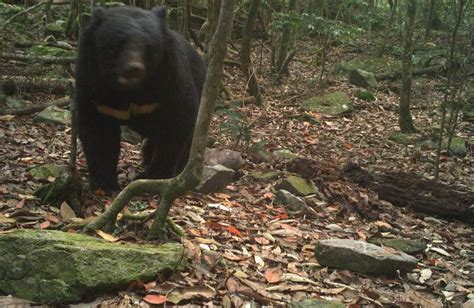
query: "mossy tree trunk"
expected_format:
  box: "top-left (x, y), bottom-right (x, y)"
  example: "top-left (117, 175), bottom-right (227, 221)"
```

top-left (240, 0), bottom-right (263, 105)
top-left (398, 0), bottom-right (417, 133)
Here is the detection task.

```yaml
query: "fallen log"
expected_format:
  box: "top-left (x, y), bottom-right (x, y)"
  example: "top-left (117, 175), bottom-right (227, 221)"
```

top-left (1, 52), bottom-right (75, 65)
top-left (287, 158), bottom-right (474, 225)
top-left (375, 64), bottom-right (445, 81)
top-left (1, 76), bottom-right (72, 95)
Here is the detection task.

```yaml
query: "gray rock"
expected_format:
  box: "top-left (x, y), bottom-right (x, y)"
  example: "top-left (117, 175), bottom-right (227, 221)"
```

top-left (315, 239), bottom-right (418, 275)
top-left (6, 97), bottom-right (26, 108)
top-left (302, 91), bottom-right (353, 116)
top-left (121, 126), bottom-right (142, 144)
top-left (196, 164), bottom-right (235, 194)
top-left (204, 148), bottom-right (243, 171)
top-left (0, 229), bottom-right (184, 304)
top-left (275, 175), bottom-right (318, 196)
top-left (348, 69), bottom-right (377, 88)
top-left (274, 190), bottom-right (312, 213)
top-left (34, 105), bottom-right (70, 125)
top-left (289, 298), bottom-right (345, 308)
top-left (273, 149), bottom-right (297, 160)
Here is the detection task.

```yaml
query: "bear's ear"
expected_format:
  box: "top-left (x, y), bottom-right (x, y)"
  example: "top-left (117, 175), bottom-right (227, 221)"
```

top-left (90, 7), bottom-right (106, 25)
top-left (152, 5), bottom-right (167, 21)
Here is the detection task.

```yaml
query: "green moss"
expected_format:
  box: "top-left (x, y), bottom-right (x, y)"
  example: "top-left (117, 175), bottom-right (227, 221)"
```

top-left (356, 90), bottom-right (376, 102)
top-left (341, 56), bottom-right (402, 74)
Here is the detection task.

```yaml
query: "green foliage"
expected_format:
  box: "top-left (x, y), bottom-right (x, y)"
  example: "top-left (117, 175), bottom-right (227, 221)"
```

top-left (214, 108), bottom-right (251, 147)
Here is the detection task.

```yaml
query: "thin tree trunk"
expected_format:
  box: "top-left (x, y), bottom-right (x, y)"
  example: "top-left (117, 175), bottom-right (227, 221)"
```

top-left (275, 0), bottom-right (296, 73)
top-left (424, 0), bottom-right (436, 42)
top-left (398, 0), bottom-right (417, 133)
top-left (377, 0), bottom-right (397, 57)
top-left (434, 0), bottom-right (466, 179)
top-left (149, 0), bottom-right (235, 239)
top-left (240, 0), bottom-right (263, 105)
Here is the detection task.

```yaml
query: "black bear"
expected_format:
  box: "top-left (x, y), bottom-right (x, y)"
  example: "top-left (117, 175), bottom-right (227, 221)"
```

top-left (75, 5), bottom-right (206, 193)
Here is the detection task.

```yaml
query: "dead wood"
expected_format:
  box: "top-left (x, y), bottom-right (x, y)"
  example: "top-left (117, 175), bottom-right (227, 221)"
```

top-left (375, 64), bottom-right (445, 81)
top-left (1, 76), bottom-right (72, 95)
top-left (1, 53), bottom-right (75, 65)
top-left (0, 97), bottom-right (69, 116)
top-left (287, 158), bottom-right (474, 225)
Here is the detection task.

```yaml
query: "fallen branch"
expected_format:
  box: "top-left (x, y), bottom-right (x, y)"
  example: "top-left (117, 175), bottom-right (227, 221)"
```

top-left (0, 96), bottom-right (70, 116)
top-left (222, 96), bottom-right (256, 107)
top-left (1, 52), bottom-right (75, 65)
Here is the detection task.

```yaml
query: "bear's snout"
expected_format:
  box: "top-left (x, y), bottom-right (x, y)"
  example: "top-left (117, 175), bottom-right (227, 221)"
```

top-left (118, 61), bottom-right (146, 87)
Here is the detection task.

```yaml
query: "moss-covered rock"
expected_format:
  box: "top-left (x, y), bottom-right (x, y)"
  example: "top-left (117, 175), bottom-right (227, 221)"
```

top-left (275, 175), bottom-right (318, 196)
top-left (0, 229), bottom-right (185, 304)
top-left (368, 238), bottom-right (427, 255)
top-left (29, 164), bottom-right (67, 180)
top-left (273, 149), bottom-right (297, 160)
top-left (302, 91), bottom-right (353, 116)
top-left (448, 136), bottom-right (467, 157)
top-left (341, 56), bottom-right (402, 74)
top-left (34, 105), bottom-right (70, 125)
top-left (29, 45), bottom-right (75, 58)
top-left (356, 89), bottom-right (376, 102)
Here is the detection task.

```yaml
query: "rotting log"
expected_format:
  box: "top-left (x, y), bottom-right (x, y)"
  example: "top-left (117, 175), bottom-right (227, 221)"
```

top-left (287, 157), bottom-right (474, 225)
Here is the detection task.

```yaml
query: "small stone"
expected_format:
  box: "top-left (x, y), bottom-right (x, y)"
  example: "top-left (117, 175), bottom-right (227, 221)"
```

top-left (274, 190), bottom-right (310, 212)
top-left (275, 175), bottom-right (318, 196)
top-left (196, 164), bottom-right (235, 194)
top-left (315, 239), bottom-right (418, 275)
top-left (250, 171), bottom-right (282, 182)
top-left (204, 148), bottom-right (243, 171)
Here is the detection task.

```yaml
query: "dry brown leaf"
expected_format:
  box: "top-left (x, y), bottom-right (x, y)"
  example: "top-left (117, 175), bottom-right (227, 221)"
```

top-left (143, 294), bottom-right (167, 304)
top-left (59, 202), bottom-right (76, 221)
top-left (167, 285), bottom-right (216, 304)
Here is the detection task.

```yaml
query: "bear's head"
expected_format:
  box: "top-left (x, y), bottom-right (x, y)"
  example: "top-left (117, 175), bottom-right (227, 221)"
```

top-left (88, 6), bottom-right (168, 90)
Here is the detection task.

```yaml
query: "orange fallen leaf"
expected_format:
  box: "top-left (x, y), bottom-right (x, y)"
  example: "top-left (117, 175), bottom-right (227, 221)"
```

top-left (143, 294), bottom-right (167, 304)
top-left (39, 221), bottom-right (50, 229)
top-left (265, 268), bottom-right (282, 283)
top-left (226, 226), bottom-right (242, 237)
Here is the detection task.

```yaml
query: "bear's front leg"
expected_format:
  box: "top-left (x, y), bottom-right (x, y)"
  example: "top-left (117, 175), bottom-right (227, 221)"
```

top-left (77, 108), bottom-right (121, 194)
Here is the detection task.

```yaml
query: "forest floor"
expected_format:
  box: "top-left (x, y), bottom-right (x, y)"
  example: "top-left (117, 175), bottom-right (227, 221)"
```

top-left (0, 34), bottom-right (473, 307)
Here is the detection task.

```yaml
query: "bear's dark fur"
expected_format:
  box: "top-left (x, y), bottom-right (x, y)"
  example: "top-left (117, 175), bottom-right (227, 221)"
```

top-left (75, 5), bottom-right (206, 193)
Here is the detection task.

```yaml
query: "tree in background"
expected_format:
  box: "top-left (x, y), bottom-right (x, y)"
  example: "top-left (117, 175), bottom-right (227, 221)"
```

top-left (398, 0), bottom-right (417, 133)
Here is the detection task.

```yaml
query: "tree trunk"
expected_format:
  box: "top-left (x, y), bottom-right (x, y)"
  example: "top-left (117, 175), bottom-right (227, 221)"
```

top-left (377, 0), bottom-right (397, 57)
top-left (275, 0), bottom-right (296, 74)
top-left (398, 0), bottom-right (417, 133)
top-left (240, 0), bottom-right (263, 105)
